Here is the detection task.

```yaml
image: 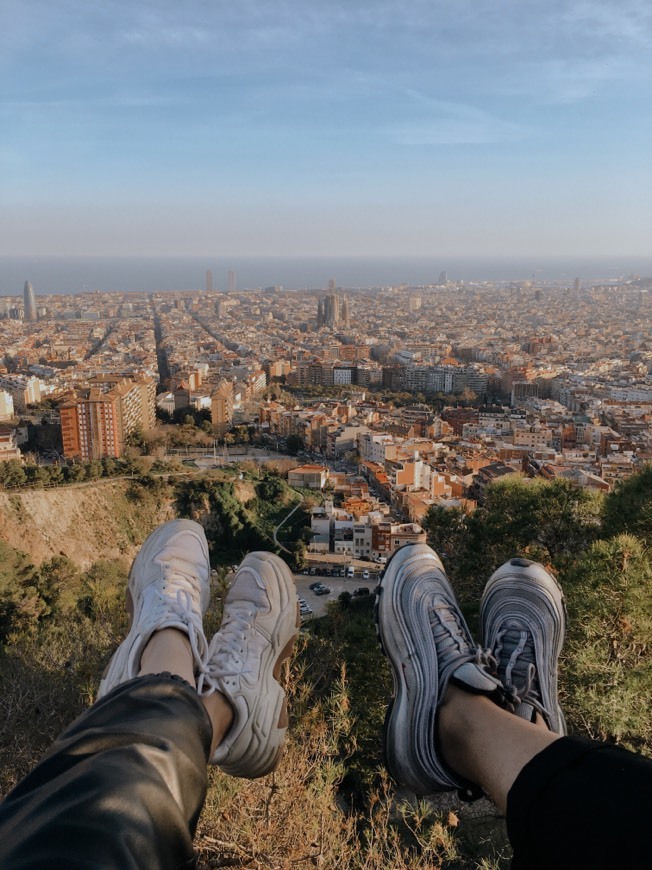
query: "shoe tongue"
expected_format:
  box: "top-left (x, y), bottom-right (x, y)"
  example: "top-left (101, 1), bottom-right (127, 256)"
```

top-left (452, 661), bottom-right (501, 694)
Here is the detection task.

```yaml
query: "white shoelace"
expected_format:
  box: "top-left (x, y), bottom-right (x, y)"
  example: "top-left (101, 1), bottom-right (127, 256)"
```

top-left (197, 607), bottom-right (256, 695)
top-left (146, 585), bottom-right (206, 667)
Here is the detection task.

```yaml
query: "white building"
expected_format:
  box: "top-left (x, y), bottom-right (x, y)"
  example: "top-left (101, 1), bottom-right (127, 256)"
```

top-left (0, 390), bottom-right (14, 421)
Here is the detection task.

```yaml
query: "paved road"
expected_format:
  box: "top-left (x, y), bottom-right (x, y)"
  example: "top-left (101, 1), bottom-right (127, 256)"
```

top-left (294, 572), bottom-right (379, 618)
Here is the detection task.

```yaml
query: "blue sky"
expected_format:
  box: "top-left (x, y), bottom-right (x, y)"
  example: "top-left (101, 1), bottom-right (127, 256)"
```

top-left (1, 0), bottom-right (651, 256)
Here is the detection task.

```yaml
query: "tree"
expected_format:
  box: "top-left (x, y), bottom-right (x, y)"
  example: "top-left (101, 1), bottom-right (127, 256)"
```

top-left (256, 475), bottom-right (287, 503)
top-left (286, 434), bottom-right (304, 455)
top-left (422, 504), bottom-right (470, 570)
top-left (63, 463), bottom-right (87, 483)
top-left (0, 460), bottom-right (26, 489)
top-left (23, 465), bottom-right (49, 487)
top-left (125, 426), bottom-right (148, 454)
top-left (601, 463), bottom-right (652, 542)
top-left (472, 476), bottom-right (601, 567)
top-left (424, 476), bottom-right (603, 605)
top-left (563, 534), bottom-right (652, 755)
top-left (231, 425), bottom-right (250, 444)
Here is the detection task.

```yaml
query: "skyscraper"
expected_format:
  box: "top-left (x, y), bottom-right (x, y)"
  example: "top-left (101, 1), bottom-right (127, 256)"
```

top-left (341, 297), bottom-right (350, 326)
top-left (227, 270), bottom-right (236, 294)
top-left (23, 280), bottom-right (37, 322)
top-left (206, 269), bottom-right (213, 293)
top-left (322, 294), bottom-right (340, 327)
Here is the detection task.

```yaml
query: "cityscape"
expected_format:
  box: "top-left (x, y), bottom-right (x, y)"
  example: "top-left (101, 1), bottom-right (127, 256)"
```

top-left (1, 270), bottom-right (650, 572)
top-left (2, 1), bottom-right (652, 863)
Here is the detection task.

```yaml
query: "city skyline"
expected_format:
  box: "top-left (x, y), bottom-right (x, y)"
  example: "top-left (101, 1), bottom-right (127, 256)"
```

top-left (2, 1), bottom-right (651, 258)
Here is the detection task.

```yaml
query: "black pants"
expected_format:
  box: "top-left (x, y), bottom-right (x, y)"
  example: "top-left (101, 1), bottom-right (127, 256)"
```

top-left (1, 676), bottom-right (650, 869)
top-left (0, 675), bottom-right (212, 870)
top-left (508, 736), bottom-right (652, 869)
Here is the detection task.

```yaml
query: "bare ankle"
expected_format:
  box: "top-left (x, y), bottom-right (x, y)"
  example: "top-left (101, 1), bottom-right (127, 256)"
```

top-left (438, 685), bottom-right (496, 782)
top-left (201, 692), bottom-right (235, 756)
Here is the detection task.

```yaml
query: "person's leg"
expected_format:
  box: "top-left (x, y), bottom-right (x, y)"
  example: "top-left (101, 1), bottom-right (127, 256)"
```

top-left (379, 548), bottom-right (652, 869)
top-left (0, 532), bottom-right (299, 869)
top-left (139, 627), bottom-right (234, 757)
top-left (438, 687), bottom-right (652, 869)
top-left (438, 686), bottom-right (559, 813)
top-left (0, 519), bottom-right (216, 869)
top-left (475, 557), bottom-right (652, 868)
top-left (0, 674), bottom-right (212, 870)
top-left (506, 734), bottom-right (652, 870)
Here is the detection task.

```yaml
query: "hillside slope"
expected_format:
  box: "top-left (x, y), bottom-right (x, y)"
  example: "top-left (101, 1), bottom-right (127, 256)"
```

top-left (0, 481), bottom-right (174, 568)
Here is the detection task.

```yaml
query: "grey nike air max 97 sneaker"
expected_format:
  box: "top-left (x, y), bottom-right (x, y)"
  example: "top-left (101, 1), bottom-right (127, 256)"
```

top-left (376, 543), bottom-right (507, 796)
top-left (480, 557), bottom-right (567, 734)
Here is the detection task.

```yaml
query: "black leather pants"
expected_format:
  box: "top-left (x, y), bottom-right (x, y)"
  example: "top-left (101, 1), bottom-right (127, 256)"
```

top-left (0, 675), bottom-right (212, 870)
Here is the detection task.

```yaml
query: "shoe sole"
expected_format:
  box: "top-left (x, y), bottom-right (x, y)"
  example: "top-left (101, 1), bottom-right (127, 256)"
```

top-left (214, 551), bottom-right (300, 778)
top-left (98, 520), bottom-right (210, 698)
top-left (480, 558), bottom-right (567, 734)
top-left (375, 543), bottom-right (457, 794)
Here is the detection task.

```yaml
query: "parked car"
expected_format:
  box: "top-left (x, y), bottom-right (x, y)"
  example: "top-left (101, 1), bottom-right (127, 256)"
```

top-left (362, 570), bottom-right (370, 580)
top-left (339, 568), bottom-right (346, 577)
top-left (353, 587), bottom-right (370, 597)
top-left (309, 568), bottom-right (316, 576)
top-left (346, 566), bottom-right (355, 578)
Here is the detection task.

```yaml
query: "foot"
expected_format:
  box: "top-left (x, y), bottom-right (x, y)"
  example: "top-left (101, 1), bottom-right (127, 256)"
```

top-left (198, 552), bottom-right (299, 778)
top-left (375, 543), bottom-right (507, 795)
top-left (480, 557), bottom-right (567, 734)
top-left (97, 520), bottom-right (210, 699)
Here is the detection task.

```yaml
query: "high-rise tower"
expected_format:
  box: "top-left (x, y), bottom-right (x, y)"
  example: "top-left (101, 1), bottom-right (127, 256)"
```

top-left (206, 269), bottom-right (213, 293)
top-left (227, 270), bottom-right (236, 294)
top-left (23, 281), bottom-right (37, 322)
top-left (323, 294), bottom-right (340, 326)
top-left (341, 297), bottom-right (350, 326)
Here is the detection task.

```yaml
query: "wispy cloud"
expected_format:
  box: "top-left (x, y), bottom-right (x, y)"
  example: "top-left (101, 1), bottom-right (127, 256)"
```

top-left (122, 26), bottom-right (211, 47)
top-left (383, 91), bottom-right (531, 145)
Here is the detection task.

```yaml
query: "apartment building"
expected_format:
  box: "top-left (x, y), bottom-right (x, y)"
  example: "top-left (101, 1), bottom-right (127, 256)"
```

top-left (0, 374), bottom-right (41, 413)
top-left (88, 374), bottom-right (156, 432)
top-left (0, 390), bottom-right (14, 421)
top-left (287, 464), bottom-right (329, 489)
top-left (371, 522), bottom-right (427, 558)
top-left (0, 426), bottom-right (22, 463)
top-left (211, 380), bottom-right (235, 437)
top-left (512, 427), bottom-right (553, 449)
top-left (59, 376), bottom-right (155, 461)
top-left (60, 388), bottom-right (123, 460)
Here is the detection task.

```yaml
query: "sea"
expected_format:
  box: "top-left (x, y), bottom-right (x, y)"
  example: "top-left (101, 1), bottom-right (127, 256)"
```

top-left (1, 255), bottom-right (651, 296)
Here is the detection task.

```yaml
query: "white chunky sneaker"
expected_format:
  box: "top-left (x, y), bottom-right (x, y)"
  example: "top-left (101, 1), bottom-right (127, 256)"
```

top-left (376, 543), bottom-right (508, 796)
top-left (198, 552), bottom-right (299, 778)
top-left (480, 557), bottom-right (567, 734)
top-left (97, 519), bottom-right (210, 699)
